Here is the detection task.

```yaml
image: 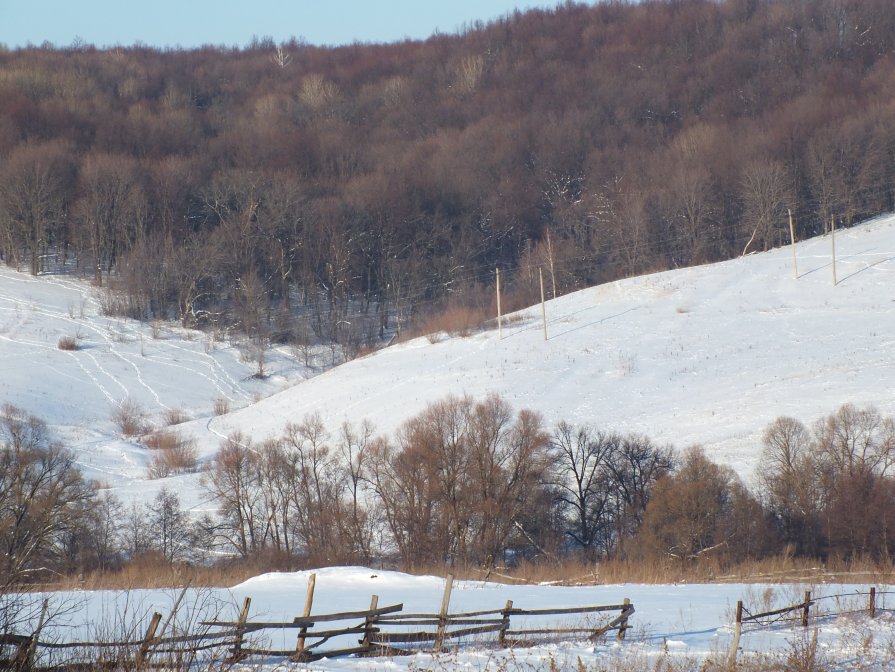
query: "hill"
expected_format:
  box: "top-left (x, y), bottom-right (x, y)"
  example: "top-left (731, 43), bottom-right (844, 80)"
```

top-left (3, 0), bottom-right (895, 352)
top-left (3, 215), bottom-right (894, 511)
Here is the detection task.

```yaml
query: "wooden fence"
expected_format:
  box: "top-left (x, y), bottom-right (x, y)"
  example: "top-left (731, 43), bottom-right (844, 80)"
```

top-left (728, 587), bottom-right (893, 667)
top-left (0, 574), bottom-right (634, 670)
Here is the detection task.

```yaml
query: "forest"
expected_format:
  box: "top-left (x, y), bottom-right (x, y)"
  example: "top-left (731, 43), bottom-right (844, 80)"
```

top-left (1, 0), bottom-right (895, 356)
top-left (4, 397), bottom-right (895, 582)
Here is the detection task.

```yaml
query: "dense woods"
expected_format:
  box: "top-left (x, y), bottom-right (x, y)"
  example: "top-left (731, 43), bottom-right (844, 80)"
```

top-left (2, 0), bottom-right (895, 354)
top-left (4, 398), bottom-right (895, 582)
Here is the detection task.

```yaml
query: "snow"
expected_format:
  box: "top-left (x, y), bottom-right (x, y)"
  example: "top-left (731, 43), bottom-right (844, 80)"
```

top-left (17, 568), bottom-right (895, 670)
top-left (4, 219), bottom-right (895, 668)
top-left (3, 215), bottom-right (895, 507)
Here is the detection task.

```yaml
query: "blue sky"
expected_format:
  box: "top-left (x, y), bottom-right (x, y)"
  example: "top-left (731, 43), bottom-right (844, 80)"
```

top-left (0, 1), bottom-right (567, 49)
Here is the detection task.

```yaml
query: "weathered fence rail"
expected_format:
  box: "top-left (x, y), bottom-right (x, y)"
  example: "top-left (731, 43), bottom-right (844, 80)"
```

top-left (728, 586), bottom-right (892, 667)
top-left (0, 574), bottom-right (634, 670)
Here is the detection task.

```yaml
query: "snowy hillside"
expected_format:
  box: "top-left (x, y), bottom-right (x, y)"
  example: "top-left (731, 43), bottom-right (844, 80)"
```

top-left (186, 215), bottom-right (895, 486)
top-left (2, 215), bottom-right (895, 509)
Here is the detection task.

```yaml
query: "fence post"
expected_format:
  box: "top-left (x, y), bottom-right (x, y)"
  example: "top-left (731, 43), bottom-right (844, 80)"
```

top-left (870, 587), bottom-right (876, 618)
top-left (17, 598), bottom-right (49, 672)
top-left (728, 600), bottom-right (743, 670)
top-left (295, 573), bottom-right (317, 660)
top-left (361, 594), bottom-right (379, 655)
top-left (136, 612), bottom-right (162, 668)
top-left (229, 596), bottom-right (252, 662)
top-left (433, 574), bottom-right (454, 652)
top-left (801, 591), bottom-right (811, 628)
top-left (616, 598), bottom-right (631, 641)
top-left (498, 599), bottom-right (513, 648)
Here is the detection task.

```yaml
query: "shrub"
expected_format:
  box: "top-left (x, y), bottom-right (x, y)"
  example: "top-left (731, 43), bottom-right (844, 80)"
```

top-left (413, 302), bottom-right (490, 341)
top-left (57, 335), bottom-right (79, 350)
top-left (146, 431), bottom-right (198, 478)
top-left (161, 407), bottom-right (190, 426)
top-left (111, 398), bottom-right (149, 437)
top-left (212, 398), bottom-right (230, 416)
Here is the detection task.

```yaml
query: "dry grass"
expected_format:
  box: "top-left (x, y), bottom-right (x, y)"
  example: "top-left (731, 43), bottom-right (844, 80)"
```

top-left (43, 553), bottom-right (308, 592)
top-left (145, 430), bottom-right (198, 478)
top-left (57, 334), bottom-right (79, 350)
top-left (111, 397), bottom-right (149, 436)
top-left (409, 303), bottom-right (491, 342)
top-left (409, 555), bottom-right (895, 588)
top-left (212, 397), bottom-right (230, 416)
top-left (161, 407), bottom-right (190, 426)
top-left (22, 555), bottom-right (895, 593)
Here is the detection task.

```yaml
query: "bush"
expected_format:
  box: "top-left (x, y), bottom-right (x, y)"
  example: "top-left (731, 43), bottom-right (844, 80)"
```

top-left (212, 398), bottom-right (230, 416)
top-left (161, 407), bottom-right (190, 426)
top-left (111, 398), bottom-right (149, 437)
top-left (413, 302), bottom-right (490, 341)
top-left (146, 431), bottom-right (198, 478)
top-left (57, 335), bottom-right (79, 350)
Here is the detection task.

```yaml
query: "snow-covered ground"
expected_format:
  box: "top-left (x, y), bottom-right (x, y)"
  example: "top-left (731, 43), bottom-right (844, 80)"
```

top-left (2, 215), bottom-right (895, 509)
top-left (5, 219), bottom-right (895, 668)
top-left (17, 567), bottom-right (895, 670)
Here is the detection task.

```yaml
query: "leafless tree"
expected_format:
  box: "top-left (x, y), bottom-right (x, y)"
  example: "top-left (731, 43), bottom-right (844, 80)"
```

top-left (0, 404), bottom-right (94, 583)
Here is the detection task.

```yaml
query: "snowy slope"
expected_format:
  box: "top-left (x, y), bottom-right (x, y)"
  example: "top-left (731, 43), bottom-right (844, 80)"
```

top-left (2, 215), bottom-right (894, 509)
top-left (0, 268), bottom-right (307, 507)
top-left (188, 215), bottom-right (895, 488)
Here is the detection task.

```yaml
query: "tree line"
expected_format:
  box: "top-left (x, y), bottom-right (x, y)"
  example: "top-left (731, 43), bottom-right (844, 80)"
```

top-left (3, 397), bottom-right (894, 583)
top-left (2, 0), bottom-right (895, 355)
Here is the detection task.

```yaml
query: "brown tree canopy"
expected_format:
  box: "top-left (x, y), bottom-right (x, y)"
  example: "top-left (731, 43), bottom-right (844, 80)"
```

top-left (1, 0), bottom-right (894, 348)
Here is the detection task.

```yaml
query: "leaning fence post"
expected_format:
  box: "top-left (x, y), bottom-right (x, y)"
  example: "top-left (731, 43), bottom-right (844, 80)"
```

top-left (728, 600), bottom-right (743, 669)
top-left (870, 587), bottom-right (876, 618)
top-left (18, 598), bottom-right (49, 672)
top-left (136, 612), bottom-right (162, 668)
top-left (498, 599), bottom-right (514, 648)
top-left (229, 596), bottom-right (252, 662)
top-left (295, 573), bottom-right (317, 660)
top-left (616, 598), bottom-right (631, 641)
top-left (361, 595), bottom-right (379, 655)
top-left (801, 591), bottom-right (811, 628)
top-left (433, 573), bottom-right (454, 652)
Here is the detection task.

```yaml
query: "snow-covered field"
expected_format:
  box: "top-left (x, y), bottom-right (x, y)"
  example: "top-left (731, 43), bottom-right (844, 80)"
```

top-left (4, 217), bottom-right (895, 668)
top-left (2, 215), bottom-right (895, 508)
top-left (17, 567), bottom-right (895, 670)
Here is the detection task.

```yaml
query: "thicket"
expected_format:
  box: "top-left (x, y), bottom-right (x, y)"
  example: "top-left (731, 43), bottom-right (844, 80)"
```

top-left (4, 399), bottom-right (895, 585)
top-left (1, 0), bottom-right (895, 353)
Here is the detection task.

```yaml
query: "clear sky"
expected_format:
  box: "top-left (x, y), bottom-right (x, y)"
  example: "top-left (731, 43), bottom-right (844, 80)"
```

top-left (0, 0), bottom-right (568, 49)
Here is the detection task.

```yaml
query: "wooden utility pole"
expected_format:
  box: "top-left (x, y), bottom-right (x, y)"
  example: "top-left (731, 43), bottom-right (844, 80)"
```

top-left (831, 215), bottom-right (837, 286)
top-left (496, 267), bottom-right (502, 339)
top-left (539, 267), bottom-right (547, 341)
top-left (546, 228), bottom-right (557, 299)
top-left (788, 209), bottom-right (798, 279)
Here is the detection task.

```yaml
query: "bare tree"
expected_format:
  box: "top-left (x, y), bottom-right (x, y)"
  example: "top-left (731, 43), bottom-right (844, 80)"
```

top-left (0, 404), bottom-right (94, 583)
top-left (0, 141), bottom-right (74, 274)
top-left (202, 432), bottom-right (265, 558)
top-left (739, 158), bottom-right (793, 253)
top-left (758, 416), bottom-right (824, 556)
top-left (550, 423), bottom-right (620, 556)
